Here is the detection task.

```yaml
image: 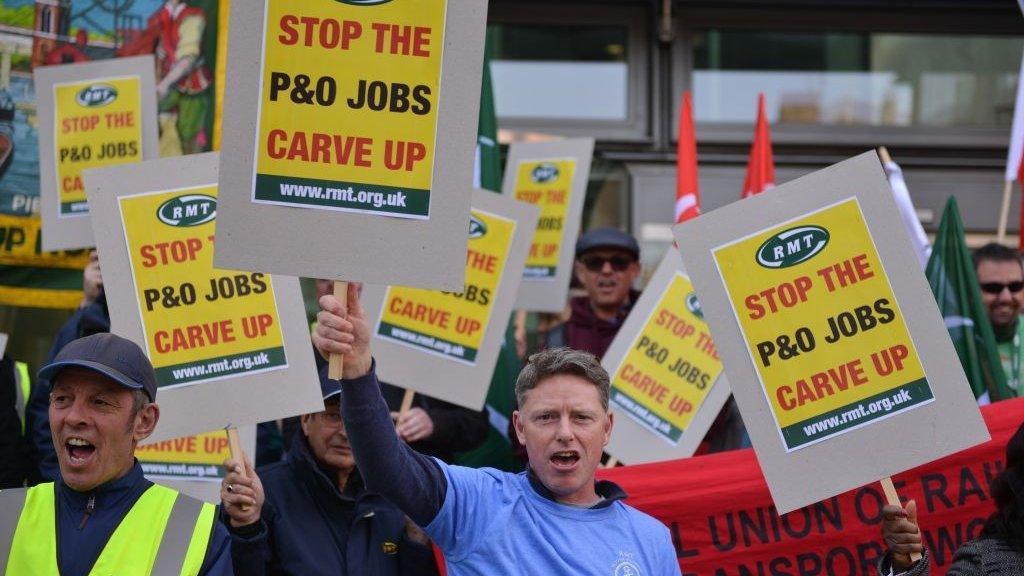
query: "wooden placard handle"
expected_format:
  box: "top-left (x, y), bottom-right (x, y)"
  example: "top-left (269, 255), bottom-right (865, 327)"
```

top-left (399, 389), bottom-right (416, 416)
top-left (880, 476), bottom-right (922, 563)
top-left (877, 146), bottom-right (893, 165)
top-left (226, 427), bottom-right (250, 512)
top-left (605, 456), bottom-right (619, 469)
top-left (328, 281), bottom-right (348, 380)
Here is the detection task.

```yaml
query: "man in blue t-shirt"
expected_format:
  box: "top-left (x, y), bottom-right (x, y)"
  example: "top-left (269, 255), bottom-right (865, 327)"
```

top-left (313, 284), bottom-right (681, 575)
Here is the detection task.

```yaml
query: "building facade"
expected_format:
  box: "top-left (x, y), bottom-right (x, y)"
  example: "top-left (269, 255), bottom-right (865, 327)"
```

top-left (488, 0), bottom-right (1024, 273)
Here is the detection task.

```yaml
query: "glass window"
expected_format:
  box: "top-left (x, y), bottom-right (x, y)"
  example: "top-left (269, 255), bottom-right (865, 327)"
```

top-left (489, 24), bottom-right (631, 121)
top-left (691, 30), bottom-right (1023, 128)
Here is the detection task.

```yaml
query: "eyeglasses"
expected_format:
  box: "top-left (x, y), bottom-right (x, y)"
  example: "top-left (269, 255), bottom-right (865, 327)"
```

top-left (319, 410), bottom-right (343, 425)
top-left (980, 281), bottom-right (1024, 295)
top-left (579, 255), bottom-right (635, 273)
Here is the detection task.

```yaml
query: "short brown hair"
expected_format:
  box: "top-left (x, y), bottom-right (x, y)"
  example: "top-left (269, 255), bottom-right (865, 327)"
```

top-left (515, 347), bottom-right (610, 410)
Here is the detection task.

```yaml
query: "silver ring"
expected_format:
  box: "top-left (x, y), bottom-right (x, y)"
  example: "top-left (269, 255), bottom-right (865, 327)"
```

top-left (226, 484), bottom-right (234, 493)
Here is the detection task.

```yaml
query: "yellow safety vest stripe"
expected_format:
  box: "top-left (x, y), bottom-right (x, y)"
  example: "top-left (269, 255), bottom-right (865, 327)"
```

top-left (14, 361), bottom-right (29, 434)
top-left (6, 482), bottom-right (212, 576)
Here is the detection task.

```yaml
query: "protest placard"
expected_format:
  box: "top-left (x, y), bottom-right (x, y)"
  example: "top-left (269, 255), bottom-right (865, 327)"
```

top-left (35, 56), bottom-right (158, 252)
top-left (674, 151), bottom-right (988, 513)
top-left (214, 0), bottom-right (487, 291)
top-left (505, 138), bottom-right (594, 311)
top-left (603, 249), bottom-right (732, 464)
top-left (85, 153), bottom-right (321, 443)
top-left (137, 427), bottom-right (256, 503)
top-left (360, 189), bottom-right (538, 410)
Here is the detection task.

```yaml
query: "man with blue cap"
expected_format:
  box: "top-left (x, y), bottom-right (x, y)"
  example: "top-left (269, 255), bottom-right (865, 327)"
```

top-left (220, 367), bottom-right (438, 575)
top-left (0, 332), bottom-right (233, 575)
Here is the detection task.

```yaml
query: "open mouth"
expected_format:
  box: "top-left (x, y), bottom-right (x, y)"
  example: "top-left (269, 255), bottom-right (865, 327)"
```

top-left (550, 450), bottom-right (580, 470)
top-left (66, 437), bottom-right (96, 464)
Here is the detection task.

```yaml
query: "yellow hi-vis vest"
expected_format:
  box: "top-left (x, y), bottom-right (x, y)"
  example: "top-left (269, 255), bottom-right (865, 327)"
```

top-left (0, 482), bottom-right (216, 575)
top-left (13, 361), bottom-right (29, 435)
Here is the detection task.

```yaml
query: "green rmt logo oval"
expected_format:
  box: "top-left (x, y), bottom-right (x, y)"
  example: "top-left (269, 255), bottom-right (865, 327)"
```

top-left (530, 163), bottom-right (559, 184)
top-left (76, 84), bottom-right (117, 107)
top-left (685, 292), bottom-right (703, 319)
top-left (756, 225), bottom-right (829, 269)
top-left (468, 215), bottom-right (487, 239)
top-left (157, 195), bottom-right (217, 227)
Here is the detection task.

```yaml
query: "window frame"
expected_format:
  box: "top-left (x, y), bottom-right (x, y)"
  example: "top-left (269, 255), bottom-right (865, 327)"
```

top-left (488, 3), bottom-right (652, 143)
top-left (671, 5), bottom-right (1022, 149)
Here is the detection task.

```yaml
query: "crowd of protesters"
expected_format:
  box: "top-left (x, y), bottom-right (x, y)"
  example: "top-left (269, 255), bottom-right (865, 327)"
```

top-left (0, 233), bottom-right (1022, 575)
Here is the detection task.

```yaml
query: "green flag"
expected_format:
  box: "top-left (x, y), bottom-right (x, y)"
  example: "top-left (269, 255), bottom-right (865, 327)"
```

top-left (926, 197), bottom-right (1011, 402)
top-left (474, 35), bottom-right (500, 192)
top-left (457, 38), bottom-right (522, 471)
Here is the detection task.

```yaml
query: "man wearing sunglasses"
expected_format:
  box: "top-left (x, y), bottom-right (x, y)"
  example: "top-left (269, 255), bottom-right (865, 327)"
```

top-left (973, 243), bottom-right (1024, 399)
top-left (546, 228), bottom-right (642, 359)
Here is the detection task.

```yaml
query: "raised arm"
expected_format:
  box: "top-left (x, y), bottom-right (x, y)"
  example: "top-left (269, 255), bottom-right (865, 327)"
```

top-left (312, 285), bottom-right (447, 526)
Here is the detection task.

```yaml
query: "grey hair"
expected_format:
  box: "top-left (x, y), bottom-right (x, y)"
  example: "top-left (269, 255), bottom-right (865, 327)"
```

top-left (515, 347), bottom-right (610, 411)
top-left (130, 390), bottom-right (149, 416)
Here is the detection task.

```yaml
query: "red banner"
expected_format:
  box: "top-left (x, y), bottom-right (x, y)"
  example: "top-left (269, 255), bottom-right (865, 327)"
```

top-left (599, 398), bottom-right (1024, 576)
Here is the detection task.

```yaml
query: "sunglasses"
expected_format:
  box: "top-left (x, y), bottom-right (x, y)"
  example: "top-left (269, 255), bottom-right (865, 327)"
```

top-left (980, 281), bottom-right (1024, 295)
top-left (579, 255), bottom-right (635, 272)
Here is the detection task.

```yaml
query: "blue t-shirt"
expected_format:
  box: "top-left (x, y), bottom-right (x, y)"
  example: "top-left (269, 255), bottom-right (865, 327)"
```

top-left (426, 460), bottom-right (680, 576)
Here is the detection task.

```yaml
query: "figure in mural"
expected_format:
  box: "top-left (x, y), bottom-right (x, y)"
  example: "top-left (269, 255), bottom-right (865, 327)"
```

top-left (124, 0), bottom-right (213, 156)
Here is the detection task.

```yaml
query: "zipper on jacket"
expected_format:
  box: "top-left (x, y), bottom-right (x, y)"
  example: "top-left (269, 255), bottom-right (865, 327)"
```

top-left (78, 494), bottom-right (95, 529)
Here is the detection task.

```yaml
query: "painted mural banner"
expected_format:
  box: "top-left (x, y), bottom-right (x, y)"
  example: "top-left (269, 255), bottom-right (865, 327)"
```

top-left (0, 0), bottom-right (226, 308)
top-left (675, 152), bottom-right (988, 513)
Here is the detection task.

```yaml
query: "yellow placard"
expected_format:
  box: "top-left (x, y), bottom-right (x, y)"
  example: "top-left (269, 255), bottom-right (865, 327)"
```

top-left (609, 273), bottom-right (722, 444)
top-left (53, 76), bottom-right (144, 217)
top-left (253, 0), bottom-right (447, 219)
top-left (120, 185), bottom-right (288, 388)
top-left (377, 209), bottom-right (515, 364)
top-left (136, 431), bottom-right (230, 480)
top-left (513, 158), bottom-right (576, 279)
top-left (713, 198), bottom-right (933, 451)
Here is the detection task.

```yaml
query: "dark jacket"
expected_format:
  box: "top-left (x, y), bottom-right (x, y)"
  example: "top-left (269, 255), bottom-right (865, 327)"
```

top-left (878, 538), bottom-right (1024, 576)
top-left (545, 290), bottom-right (641, 360)
top-left (55, 462), bottom-right (232, 576)
top-left (0, 355), bottom-right (30, 487)
top-left (226, 434), bottom-right (438, 576)
top-left (311, 350), bottom-right (488, 464)
top-left (378, 381), bottom-right (489, 464)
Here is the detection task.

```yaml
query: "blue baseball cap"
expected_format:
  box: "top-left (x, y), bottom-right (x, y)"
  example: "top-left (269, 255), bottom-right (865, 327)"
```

top-left (39, 333), bottom-right (158, 402)
top-left (319, 366), bottom-right (341, 401)
top-left (575, 227), bottom-right (640, 259)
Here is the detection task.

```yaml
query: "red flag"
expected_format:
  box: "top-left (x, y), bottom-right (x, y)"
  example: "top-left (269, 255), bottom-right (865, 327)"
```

top-left (675, 91), bottom-right (700, 223)
top-left (741, 93), bottom-right (776, 198)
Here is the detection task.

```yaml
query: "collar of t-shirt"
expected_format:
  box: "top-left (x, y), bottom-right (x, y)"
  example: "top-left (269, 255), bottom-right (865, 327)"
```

top-left (526, 468), bottom-right (627, 509)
